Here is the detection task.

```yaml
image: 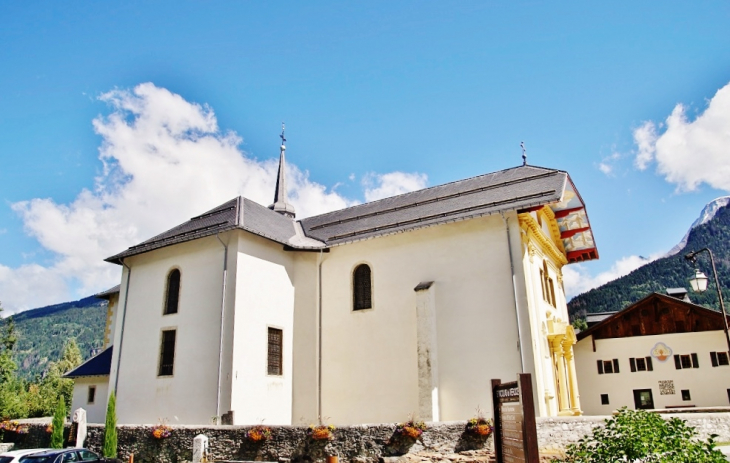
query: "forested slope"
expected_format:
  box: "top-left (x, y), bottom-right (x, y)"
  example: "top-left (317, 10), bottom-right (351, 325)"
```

top-left (10, 296), bottom-right (106, 379)
top-left (568, 204), bottom-right (730, 319)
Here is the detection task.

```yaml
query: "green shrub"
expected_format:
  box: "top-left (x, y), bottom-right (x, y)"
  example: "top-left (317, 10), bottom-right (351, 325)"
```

top-left (103, 391), bottom-right (117, 458)
top-left (554, 408), bottom-right (726, 462)
top-left (50, 396), bottom-right (65, 449)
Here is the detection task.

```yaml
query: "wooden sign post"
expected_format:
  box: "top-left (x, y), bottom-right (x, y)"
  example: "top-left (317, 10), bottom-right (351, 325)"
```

top-left (491, 373), bottom-right (539, 463)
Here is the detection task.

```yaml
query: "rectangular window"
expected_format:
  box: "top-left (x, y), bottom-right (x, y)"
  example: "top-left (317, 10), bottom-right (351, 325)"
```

top-left (597, 359), bottom-right (619, 374)
top-left (603, 360), bottom-right (614, 374)
top-left (600, 394), bottom-right (609, 405)
top-left (674, 353), bottom-right (699, 369)
top-left (158, 329), bottom-right (176, 376)
top-left (681, 389), bottom-right (691, 401)
top-left (636, 357), bottom-right (646, 371)
top-left (711, 351), bottom-right (729, 367)
top-left (87, 386), bottom-right (96, 404)
top-left (267, 327), bottom-right (283, 376)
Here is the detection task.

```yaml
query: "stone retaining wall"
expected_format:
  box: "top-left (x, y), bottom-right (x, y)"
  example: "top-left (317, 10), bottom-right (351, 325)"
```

top-left (4, 413), bottom-right (730, 463)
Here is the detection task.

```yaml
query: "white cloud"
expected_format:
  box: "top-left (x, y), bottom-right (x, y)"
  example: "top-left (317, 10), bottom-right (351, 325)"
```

top-left (563, 253), bottom-right (663, 300)
top-left (1, 83), bottom-right (426, 313)
top-left (633, 82), bottom-right (730, 191)
top-left (633, 121), bottom-right (657, 170)
top-left (362, 171), bottom-right (428, 202)
top-left (597, 152), bottom-right (621, 176)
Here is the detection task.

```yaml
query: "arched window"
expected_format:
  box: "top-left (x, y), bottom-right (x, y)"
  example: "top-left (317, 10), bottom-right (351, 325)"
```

top-left (164, 269), bottom-right (181, 315)
top-left (353, 264), bottom-right (372, 311)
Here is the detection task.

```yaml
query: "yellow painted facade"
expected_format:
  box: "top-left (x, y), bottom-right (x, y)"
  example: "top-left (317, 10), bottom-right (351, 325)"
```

top-left (519, 207), bottom-right (582, 416)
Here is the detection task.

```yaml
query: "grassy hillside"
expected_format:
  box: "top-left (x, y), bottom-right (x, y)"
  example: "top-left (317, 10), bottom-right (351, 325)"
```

top-left (568, 204), bottom-right (730, 318)
top-left (10, 296), bottom-right (107, 380)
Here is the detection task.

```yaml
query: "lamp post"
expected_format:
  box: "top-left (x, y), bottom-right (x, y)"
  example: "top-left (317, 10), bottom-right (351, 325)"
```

top-left (685, 248), bottom-right (730, 352)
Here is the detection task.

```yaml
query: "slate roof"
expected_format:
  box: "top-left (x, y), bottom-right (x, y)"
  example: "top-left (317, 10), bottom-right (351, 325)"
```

top-left (64, 346), bottom-right (113, 378)
top-left (105, 197), bottom-right (325, 264)
top-left (300, 165), bottom-right (569, 246)
top-left (94, 285), bottom-right (120, 299)
top-left (105, 164), bottom-right (598, 264)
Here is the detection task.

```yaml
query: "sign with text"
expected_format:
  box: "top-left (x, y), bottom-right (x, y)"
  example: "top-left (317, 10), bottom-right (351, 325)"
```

top-left (491, 374), bottom-right (539, 463)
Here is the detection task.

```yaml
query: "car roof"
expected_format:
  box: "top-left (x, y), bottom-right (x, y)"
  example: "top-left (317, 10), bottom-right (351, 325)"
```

top-left (0, 450), bottom-right (49, 457)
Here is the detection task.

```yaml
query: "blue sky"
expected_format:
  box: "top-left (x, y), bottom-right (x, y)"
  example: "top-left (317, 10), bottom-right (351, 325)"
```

top-left (1, 1), bottom-right (729, 312)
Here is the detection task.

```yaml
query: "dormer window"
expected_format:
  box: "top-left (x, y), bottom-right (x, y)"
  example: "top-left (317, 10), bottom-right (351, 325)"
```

top-left (164, 269), bottom-right (181, 315)
top-left (353, 264), bottom-right (372, 311)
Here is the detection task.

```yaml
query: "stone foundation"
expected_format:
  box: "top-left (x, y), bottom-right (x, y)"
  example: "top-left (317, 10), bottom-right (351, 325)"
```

top-left (4, 413), bottom-right (729, 463)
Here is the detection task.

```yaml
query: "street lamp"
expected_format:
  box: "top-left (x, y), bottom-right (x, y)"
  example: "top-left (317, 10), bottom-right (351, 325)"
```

top-left (685, 248), bottom-right (730, 352)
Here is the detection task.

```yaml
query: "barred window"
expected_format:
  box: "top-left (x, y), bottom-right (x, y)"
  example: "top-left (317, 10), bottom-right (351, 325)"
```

top-left (158, 329), bottom-right (176, 376)
top-left (87, 386), bottom-right (96, 404)
top-left (268, 328), bottom-right (283, 376)
top-left (353, 264), bottom-right (372, 311)
top-left (164, 269), bottom-right (181, 315)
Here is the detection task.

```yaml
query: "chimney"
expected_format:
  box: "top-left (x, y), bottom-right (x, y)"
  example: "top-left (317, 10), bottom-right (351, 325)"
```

top-left (666, 287), bottom-right (690, 302)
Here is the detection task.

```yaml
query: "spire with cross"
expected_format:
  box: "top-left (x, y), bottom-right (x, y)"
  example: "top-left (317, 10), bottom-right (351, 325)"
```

top-left (269, 122), bottom-right (296, 218)
top-left (521, 141), bottom-right (527, 166)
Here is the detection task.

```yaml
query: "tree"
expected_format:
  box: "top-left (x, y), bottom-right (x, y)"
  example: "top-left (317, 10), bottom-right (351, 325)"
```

top-left (555, 408), bottom-right (726, 462)
top-left (571, 318), bottom-right (588, 332)
top-left (50, 396), bottom-right (66, 449)
top-left (0, 303), bottom-right (27, 420)
top-left (103, 391), bottom-right (117, 458)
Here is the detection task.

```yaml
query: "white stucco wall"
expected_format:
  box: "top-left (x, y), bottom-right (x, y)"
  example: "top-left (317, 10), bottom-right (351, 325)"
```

top-left (318, 214), bottom-right (524, 425)
top-left (575, 331), bottom-right (730, 415)
top-left (70, 377), bottom-right (109, 424)
top-left (109, 235), bottom-right (230, 425)
top-left (229, 233), bottom-right (296, 425)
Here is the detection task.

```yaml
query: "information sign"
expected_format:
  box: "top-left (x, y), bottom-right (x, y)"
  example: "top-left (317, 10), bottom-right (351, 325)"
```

top-left (491, 373), bottom-right (539, 463)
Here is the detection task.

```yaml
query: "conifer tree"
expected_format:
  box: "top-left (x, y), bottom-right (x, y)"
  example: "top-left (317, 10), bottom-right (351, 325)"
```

top-left (50, 396), bottom-right (65, 449)
top-left (103, 391), bottom-right (117, 458)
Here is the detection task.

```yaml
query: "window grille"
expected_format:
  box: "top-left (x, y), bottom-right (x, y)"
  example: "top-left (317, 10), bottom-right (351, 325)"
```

top-left (164, 269), bottom-right (181, 315)
top-left (268, 327), bottom-right (283, 376)
top-left (353, 264), bottom-right (372, 310)
top-left (158, 329), bottom-right (176, 376)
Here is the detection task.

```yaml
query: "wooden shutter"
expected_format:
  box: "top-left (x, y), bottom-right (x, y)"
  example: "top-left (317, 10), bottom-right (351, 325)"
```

top-left (674, 355), bottom-right (681, 370)
top-left (629, 358), bottom-right (636, 372)
top-left (711, 352), bottom-right (719, 367)
top-left (612, 359), bottom-right (620, 373)
top-left (597, 360), bottom-right (604, 374)
top-left (646, 356), bottom-right (653, 371)
top-left (268, 328), bottom-right (283, 375)
top-left (691, 353), bottom-right (699, 368)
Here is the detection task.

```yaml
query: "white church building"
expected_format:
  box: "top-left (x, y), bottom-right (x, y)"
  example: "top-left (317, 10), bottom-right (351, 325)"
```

top-left (67, 133), bottom-right (598, 426)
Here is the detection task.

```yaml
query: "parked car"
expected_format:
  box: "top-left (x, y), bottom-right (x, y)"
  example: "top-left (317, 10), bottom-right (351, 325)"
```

top-left (0, 449), bottom-right (50, 463)
top-left (18, 449), bottom-right (120, 463)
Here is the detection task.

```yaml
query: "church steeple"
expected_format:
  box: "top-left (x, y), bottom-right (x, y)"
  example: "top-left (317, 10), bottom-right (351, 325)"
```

top-left (269, 123), bottom-right (296, 219)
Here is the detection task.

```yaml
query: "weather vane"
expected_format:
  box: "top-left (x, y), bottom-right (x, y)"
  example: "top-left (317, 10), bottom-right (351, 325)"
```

top-left (280, 122), bottom-right (286, 146)
top-left (520, 141), bottom-right (527, 166)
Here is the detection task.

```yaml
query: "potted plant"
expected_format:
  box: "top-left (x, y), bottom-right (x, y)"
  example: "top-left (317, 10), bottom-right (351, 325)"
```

top-left (151, 424), bottom-right (172, 439)
top-left (307, 424), bottom-right (335, 441)
top-left (246, 425), bottom-right (272, 443)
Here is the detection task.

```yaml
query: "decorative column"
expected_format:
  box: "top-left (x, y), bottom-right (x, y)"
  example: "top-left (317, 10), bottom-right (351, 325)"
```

top-left (552, 337), bottom-right (570, 415)
top-left (562, 341), bottom-right (582, 415)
